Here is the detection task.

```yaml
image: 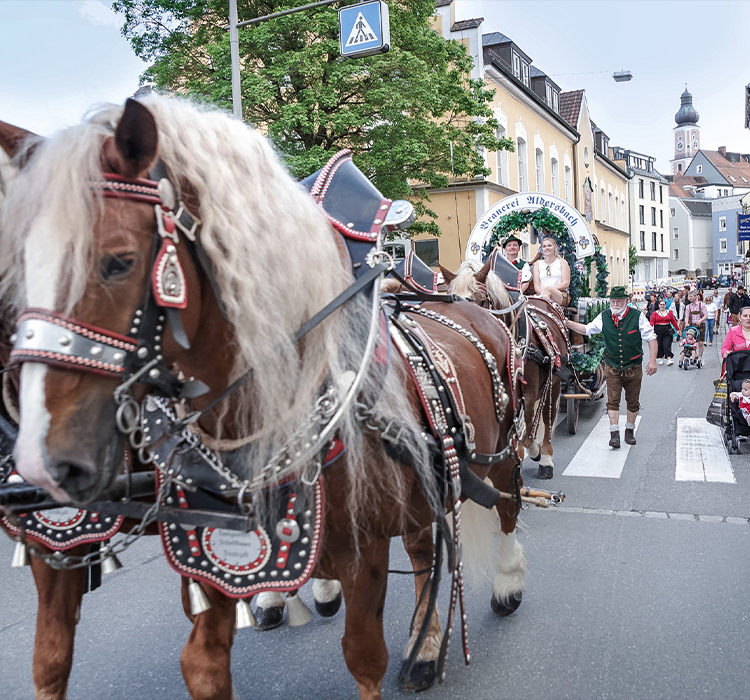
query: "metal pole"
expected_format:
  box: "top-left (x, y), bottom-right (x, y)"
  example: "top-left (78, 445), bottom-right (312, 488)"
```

top-left (231, 0), bottom-right (348, 29)
top-left (229, 0), bottom-right (242, 119)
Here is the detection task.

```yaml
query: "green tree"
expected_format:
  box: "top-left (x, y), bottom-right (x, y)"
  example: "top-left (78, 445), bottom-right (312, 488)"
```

top-left (112, 0), bottom-right (513, 236)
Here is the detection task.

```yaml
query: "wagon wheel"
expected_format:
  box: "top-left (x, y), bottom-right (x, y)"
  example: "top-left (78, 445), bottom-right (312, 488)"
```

top-left (566, 397), bottom-right (579, 434)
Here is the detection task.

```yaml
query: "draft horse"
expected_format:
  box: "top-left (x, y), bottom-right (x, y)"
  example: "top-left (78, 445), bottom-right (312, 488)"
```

top-left (441, 255), bottom-right (571, 480)
top-left (0, 96), bottom-right (527, 699)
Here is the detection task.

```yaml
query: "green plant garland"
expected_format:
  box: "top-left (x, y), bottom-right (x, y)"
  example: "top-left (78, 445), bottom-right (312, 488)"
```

top-left (569, 299), bottom-right (607, 374)
top-left (481, 207), bottom-right (610, 306)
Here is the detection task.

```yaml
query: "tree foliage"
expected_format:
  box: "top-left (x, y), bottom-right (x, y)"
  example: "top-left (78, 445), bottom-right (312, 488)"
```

top-left (112, 0), bottom-right (514, 236)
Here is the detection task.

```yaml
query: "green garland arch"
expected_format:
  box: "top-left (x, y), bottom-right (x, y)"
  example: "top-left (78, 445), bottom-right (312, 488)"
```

top-left (481, 206), bottom-right (609, 306)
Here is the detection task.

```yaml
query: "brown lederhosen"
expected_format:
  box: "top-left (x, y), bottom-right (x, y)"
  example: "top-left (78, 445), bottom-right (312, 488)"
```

top-left (604, 364), bottom-right (643, 414)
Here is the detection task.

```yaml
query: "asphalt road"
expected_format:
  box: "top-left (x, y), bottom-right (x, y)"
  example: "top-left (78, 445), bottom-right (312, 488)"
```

top-left (1, 313), bottom-right (749, 700)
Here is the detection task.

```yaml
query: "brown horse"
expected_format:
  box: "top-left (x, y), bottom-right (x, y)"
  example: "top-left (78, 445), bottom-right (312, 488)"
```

top-left (0, 96), bottom-right (526, 699)
top-left (441, 259), bottom-right (570, 480)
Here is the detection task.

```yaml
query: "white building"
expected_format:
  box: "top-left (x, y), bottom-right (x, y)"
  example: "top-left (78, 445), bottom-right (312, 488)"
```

top-left (612, 148), bottom-right (670, 284)
top-left (669, 195), bottom-right (713, 277)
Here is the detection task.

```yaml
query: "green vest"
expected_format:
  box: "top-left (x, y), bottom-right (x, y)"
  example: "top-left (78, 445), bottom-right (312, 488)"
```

top-left (601, 308), bottom-right (643, 369)
top-left (510, 258), bottom-right (526, 271)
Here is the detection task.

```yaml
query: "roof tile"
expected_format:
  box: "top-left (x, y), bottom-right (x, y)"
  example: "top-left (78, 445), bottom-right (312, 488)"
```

top-left (559, 90), bottom-right (584, 128)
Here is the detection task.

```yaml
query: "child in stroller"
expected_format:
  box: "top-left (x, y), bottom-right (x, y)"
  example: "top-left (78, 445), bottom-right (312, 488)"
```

top-left (724, 350), bottom-right (750, 453)
top-left (729, 378), bottom-right (750, 424)
top-left (679, 326), bottom-right (700, 369)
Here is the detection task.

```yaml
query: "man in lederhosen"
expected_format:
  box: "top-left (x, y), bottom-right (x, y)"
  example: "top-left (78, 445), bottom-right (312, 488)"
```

top-left (565, 286), bottom-right (657, 448)
top-left (502, 235), bottom-right (533, 293)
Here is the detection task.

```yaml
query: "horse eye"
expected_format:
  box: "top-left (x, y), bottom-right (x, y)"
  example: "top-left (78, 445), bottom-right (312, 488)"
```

top-left (101, 254), bottom-right (135, 281)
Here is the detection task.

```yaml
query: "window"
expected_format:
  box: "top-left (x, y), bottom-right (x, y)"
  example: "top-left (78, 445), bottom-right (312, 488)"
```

top-left (661, 233), bottom-right (664, 252)
top-left (496, 125), bottom-right (508, 187)
top-left (638, 205), bottom-right (644, 224)
top-left (517, 137), bottom-right (527, 191)
top-left (670, 207), bottom-right (676, 217)
top-left (738, 241), bottom-right (745, 256)
top-left (673, 227), bottom-right (679, 239)
top-left (608, 192), bottom-right (613, 223)
top-left (674, 249), bottom-right (679, 260)
top-left (659, 185), bottom-right (663, 204)
top-left (535, 148), bottom-right (544, 192)
top-left (414, 240), bottom-right (439, 267)
top-left (660, 210), bottom-right (664, 228)
top-left (600, 188), bottom-right (605, 220)
top-left (640, 231), bottom-right (645, 250)
top-left (564, 166), bottom-right (571, 202)
top-left (720, 238), bottom-right (728, 253)
top-left (742, 177), bottom-right (748, 183)
top-left (615, 196), bottom-right (619, 228)
top-left (697, 164), bottom-right (703, 173)
top-left (512, 53), bottom-right (521, 79)
top-left (383, 243), bottom-right (406, 261)
top-left (651, 207), bottom-right (656, 226)
top-left (638, 179), bottom-right (644, 198)
top-left (584, 147), bottom-right (590, 167)
top-left (652, 232), bottom-right (657, 251)
top-left (650, 182), bottom-right (656, 200)
top-left (719, 216), bottom-right (727, 231)
top-left (730, 176), bottom-right (737, 182)
top-left (550, 158), bottom-right (558, 196)
top-left (521, 62), bottom-right (529, 87)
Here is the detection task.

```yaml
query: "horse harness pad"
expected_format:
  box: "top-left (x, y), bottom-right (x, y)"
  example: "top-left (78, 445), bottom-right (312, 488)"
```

top-left (141, 396), bottom-right (332, 597)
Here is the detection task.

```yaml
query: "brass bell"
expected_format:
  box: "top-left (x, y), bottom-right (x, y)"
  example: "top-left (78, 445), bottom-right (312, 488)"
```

top-left (188, 579), bottom-right (212, 615)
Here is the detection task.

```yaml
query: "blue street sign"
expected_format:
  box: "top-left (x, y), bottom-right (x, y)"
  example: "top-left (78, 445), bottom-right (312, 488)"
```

top-left (339, 1), bottom-right (390, 58)
top-left (738, 213), bottom-right (750, 241)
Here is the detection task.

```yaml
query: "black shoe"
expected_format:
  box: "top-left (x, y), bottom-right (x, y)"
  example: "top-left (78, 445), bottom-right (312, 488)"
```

top-left (624, 428), bottom-right (636, 445)
top-left (609, 431), bottom-right (621, 449)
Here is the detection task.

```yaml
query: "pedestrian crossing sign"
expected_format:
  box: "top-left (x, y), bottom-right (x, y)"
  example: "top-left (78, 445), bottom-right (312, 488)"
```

top-left (339, 1), bottom-right (390, 58)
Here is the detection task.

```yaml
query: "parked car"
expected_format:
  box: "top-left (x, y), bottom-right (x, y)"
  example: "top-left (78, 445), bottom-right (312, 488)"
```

top-left (697, 275), bottom-right (719, 289)
top-left (717, 274), bottom-right (731, 288)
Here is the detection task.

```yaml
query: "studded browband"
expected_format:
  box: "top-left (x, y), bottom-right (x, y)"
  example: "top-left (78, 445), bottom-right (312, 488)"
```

top-left (10, 164), bottom-right (209, 400)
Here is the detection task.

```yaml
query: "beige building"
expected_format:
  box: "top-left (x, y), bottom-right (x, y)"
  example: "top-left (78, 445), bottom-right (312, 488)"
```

top-left (412, 0), bottom-right (631, 292)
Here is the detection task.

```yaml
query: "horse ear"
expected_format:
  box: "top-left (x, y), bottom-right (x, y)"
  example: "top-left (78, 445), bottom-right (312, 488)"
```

top-left (438, 263), bottom-right (457, 285)
top-left (475, 257), bottom-right (493, 284)
top-left (112, 98), bottom-right (158, 178)
top-left (0, 120), bottom-right (39, 159)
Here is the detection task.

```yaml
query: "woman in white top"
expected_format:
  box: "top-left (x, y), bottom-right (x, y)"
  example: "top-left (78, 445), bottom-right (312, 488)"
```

top-left (532, 236), bottom-right (571, 306)
top-left (704, 293), bottom-right (720, 345)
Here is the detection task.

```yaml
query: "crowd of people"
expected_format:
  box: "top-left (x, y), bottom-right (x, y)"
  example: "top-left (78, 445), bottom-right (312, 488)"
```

top-left (640, 284), bottom-right (750, 367)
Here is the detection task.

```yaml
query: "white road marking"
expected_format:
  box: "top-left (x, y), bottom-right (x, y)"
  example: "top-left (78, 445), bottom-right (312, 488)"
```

top-left (675, 418), bottom-right (735, 483)
top-left (562, 415), bottom-right (641, 478)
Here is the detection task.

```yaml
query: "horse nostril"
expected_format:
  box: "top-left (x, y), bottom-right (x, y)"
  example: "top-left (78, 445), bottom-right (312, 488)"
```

top-left (51, 461), bottom-right (95, 498)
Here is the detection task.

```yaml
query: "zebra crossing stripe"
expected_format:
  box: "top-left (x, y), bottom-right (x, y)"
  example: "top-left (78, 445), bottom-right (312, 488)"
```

top-left (675, 418), bottom-right (735, 483)
top-left (562, 415), bottom-right (641, 479)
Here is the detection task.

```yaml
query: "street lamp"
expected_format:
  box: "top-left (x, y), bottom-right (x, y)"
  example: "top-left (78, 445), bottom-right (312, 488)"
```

top-left (612, 70), bottom-right (633, 83)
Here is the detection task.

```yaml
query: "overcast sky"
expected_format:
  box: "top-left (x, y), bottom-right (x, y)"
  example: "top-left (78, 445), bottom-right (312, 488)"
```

top-left (458, 0), bottom-right (750, 173)
top-left (2, 1), bottom-right (750, 176)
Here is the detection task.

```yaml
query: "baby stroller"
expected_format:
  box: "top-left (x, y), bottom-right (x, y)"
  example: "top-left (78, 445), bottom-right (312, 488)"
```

top-left (681, 325), bottom-right (701, 370)
top-left (723, 350), bottom-right (750, 453)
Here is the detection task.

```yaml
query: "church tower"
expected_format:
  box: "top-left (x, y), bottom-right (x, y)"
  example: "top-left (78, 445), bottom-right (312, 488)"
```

top-left (671, 86), bottom-right (700, 175)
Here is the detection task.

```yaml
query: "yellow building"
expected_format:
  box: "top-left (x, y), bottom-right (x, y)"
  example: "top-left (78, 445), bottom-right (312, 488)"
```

top-left (415, 0), bottom-right (631, 291)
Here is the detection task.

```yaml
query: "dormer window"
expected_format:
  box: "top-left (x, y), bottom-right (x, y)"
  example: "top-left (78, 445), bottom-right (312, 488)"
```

top-left (521, 61), bottom-right (529, 86)
top-left (512, 52), bottom-right (521, 79)
top-left (696, 164), bottom-right (702, 173)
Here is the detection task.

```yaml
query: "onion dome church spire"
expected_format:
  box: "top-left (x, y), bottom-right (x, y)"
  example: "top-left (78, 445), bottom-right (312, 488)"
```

top-left (671, 85), bottom-right (700, 175)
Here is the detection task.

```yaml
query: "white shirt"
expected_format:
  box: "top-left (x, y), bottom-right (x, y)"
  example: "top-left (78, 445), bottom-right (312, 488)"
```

top-left (538, 258), bottom-right (563, 289)
top-left (705, 300), bottom-right (719, 317)
top-left (584, 307), bottom-right (657, 342)
top-left (507, 257), bottom-right (532, 283)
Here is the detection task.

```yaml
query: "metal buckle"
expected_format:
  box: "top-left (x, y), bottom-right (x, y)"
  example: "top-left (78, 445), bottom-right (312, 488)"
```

top-left (168, 203), bottom-right (201, 241)
top-left (380, 419), bottom-right (404, 446)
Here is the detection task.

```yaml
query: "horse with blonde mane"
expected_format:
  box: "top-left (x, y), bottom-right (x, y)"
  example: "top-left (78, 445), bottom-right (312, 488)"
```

top-left (441, 256), bottom-right (570, 481)
top-left (0, 96), bottom-right (526, 699)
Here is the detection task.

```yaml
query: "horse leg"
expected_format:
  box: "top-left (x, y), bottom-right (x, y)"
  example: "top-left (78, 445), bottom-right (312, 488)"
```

top-left (312, 578), bottom-right (343, 617)
top-left (537, 380), bottom-right (561, 480)
top-left (332, 538), bottom-right (391, 700)
top-left (180, 578), bottom-right (236, 700)
top-left (253, 590), bottom-right (285, 630)
top-left (30, 546), bottom-right (87, 700)
top-left (487, 470), bottom-right (527, 617)
top-left (524, 398), bottom-right (542, 462)
top-left (398, 526), bottom-right (441, 691)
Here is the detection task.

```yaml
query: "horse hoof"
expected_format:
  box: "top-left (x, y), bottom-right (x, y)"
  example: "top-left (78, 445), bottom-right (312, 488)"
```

top-left (314, 590), bottom-right (343, 618)
top-left (537, 465), bottom-right (553, 479)
top-left (491, 591), bottom-right (522, 617)
top-left (397, 659), bottom-right (437, 692)
top-left (253, 604), bottom-right (284, 631)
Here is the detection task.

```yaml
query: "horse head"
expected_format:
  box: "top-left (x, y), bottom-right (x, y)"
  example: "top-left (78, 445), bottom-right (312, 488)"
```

top-left (443, 259), bottom-right (512, 310)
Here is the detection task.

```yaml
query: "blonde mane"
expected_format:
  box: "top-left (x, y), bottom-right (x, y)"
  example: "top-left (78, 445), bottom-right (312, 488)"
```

top-left (0, 95), bottom-right (434, 531)
top-left (449, 261), bottom-right (512, 310)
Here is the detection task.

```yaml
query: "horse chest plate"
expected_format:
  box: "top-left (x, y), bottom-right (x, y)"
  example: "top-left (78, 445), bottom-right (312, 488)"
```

top-left (157, 474), bottom-right (324, 598)
top-left (2, 503), bottom-right (123, 550)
